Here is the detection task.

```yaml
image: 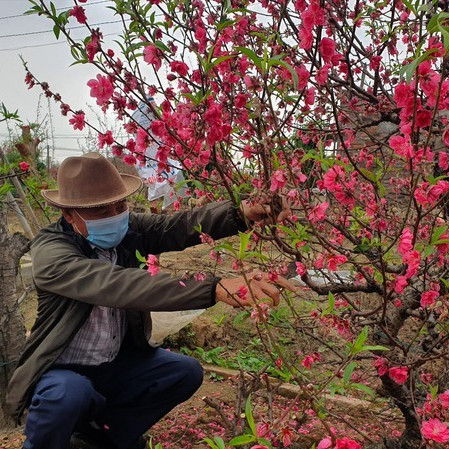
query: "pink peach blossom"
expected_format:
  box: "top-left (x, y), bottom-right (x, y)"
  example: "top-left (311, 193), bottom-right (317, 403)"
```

top-left (421, 290), bottom-right (439, 308)
top-left (335, 438), bottom-right (361, 449)
top-left (143, 45), bottom-right (162, 71)
top-left (295, 262), bottom-right (306, 276)
top-left (319, 38), bottom-right (337, 63)
top-left (439, 390), bottom-right (449, 407)
top-left (19, 161), bottom-right (30, 171)
top-left (439, 151), bottom-right (449, 170)
top-left (169, 61), bottom-right (189, 77)
top-left (421, 418), bottom-right (449, 443)
top-left (69, 112), bottom-right (85, 131)
top-left (270, 170), bottom-right (287, 192)
top-left (87, 74), bottom-right (114, 106)
top-left (98, 130), bottom-right (114, 149)
top-left (373, 357), bottom-right (389, 376)
top-left (398, 228), bottom-right (413, 257)
top-left (69, 5), bottom-right (87, 24)
top-left (389, 366), bottom-right (408, 385)
top-left (146, 254), bottom-right (159, 276)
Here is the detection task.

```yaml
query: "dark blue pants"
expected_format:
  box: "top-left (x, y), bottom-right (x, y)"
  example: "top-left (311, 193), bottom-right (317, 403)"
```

top-left (23, 342), bottom-right (203, 449)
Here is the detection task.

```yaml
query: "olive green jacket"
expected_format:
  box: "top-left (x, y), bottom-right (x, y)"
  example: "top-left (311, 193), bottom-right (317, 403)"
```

top-left (6, 201), bottom-right (246, 422)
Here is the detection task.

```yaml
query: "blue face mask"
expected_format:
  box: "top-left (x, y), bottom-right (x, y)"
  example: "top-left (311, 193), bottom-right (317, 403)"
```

top-left (75, 209), bottom-right (130, 249)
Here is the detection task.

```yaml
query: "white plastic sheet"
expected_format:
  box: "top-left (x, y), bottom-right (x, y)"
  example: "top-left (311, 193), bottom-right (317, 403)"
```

top-left (149, 309), bottom-right (206, 347)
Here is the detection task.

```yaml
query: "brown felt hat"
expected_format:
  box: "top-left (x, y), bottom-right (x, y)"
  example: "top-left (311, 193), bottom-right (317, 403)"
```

top-left (42, 152), bottom-right (143, 208)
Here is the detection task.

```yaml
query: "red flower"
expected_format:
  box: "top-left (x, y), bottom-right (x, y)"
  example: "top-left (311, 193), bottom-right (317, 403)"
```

top-left (150, 120), bottom-right (166, 137)
top-left (146, 254), bottom-right (159, 276)
top-left (420, 290), bottom-right (439, 308)
top-left (270, 169), bottom-right (287, 192)
top-left (319, 38), bottom-right (337, 63)
top-left (421, 419), bottom-right (449, 443)
top-left (69, 112), bottom-right (86, 131)
top-left (69, 6), bottom-right (87, 24)
top-left (373, 357), bottom-right (389, 376)
top-left (237, 286), bottom-right (248, 301)
top-left (250, 303), bottom-right (270, 323)
top-left (398, 228), bottom-right (413, 257)
top-left (143, 45), bottom-right (162, 71)
top-left (335, 438), bottom-right (362, 449)
top-left (388, 366), bottom-right (408, 384)
top-left (295, 262), bottom-right (306, 276)
top-left (235, 93), bottom-right (247, 109)
top-left (169, 61), bottom-right (189, 77)
top-left (281, 427), bottom-right (293, 447)
top-left (19, 161), bottom-right (30, 171)
top-left (98, 130), bottom-right (114, 149)
top-left (87, 74), bottom-right (114, 106)
top-left (123, 154), bottom-right (137, 166)
top-left (439, 151), bottom-right (449, 170)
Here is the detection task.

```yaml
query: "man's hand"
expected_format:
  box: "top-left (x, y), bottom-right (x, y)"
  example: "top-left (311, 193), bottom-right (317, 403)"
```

top-left (215, 272), bottom-right (296, 307)
top-left (240, 197), bottom-right (290, 224)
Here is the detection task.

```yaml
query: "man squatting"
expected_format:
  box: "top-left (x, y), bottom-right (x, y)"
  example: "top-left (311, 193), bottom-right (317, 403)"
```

top-left (6, 152), bottom-right (293, 449)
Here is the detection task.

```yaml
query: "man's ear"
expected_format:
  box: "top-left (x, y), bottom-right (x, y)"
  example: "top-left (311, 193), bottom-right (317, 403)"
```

top-left (62, 208), bottom-right (75, 224)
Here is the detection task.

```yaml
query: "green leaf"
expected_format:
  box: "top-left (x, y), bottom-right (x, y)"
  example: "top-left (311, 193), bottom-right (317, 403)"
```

top-left (206, 54), bottom-right (238, 73)
top-left (235, 46), bottom-right (264, 71)
top-left (50, 2), bottom-right (57, 17)
top-left (427, 12), bottom-right (449, 33)
top-left (422, 244), bottom-right (436, 259)
top-left (359, 167), bottom-right (377, 183)
top-left (257, 438), bottom-right (273, 448)
top-left (322, 292), bottom-right (335, 316)
top-left (238, 230), bottom-right (253, 260)
top-left (203, 437), bottom-right (225, 449)
top-left (359, 345), bottom-right (390, 352)
top-left (228, 434), bottom-right (257, 446)
top-left (437, 21), bottom-right (449, 51)
top-left (215, 241), bottom-right (237, 257)
top-left (267, 58), bottom-right (299, 90)
top-left (245, 394), bottom-right (256, 435)
top-left (217, 19), bottom-right (236, 30)
top-left (152, 41), bottom-right (170, 52)
top-left (400, 0), bottom-right (417, 14)
top-left (429, 384), bottom-right (439, 398)
top-left (343, 361), bottom-right (357, 383)
top-left (351, 383), bottom-right (375, 397)
top-left (53, 23), bottom-right (61, 40)
top-left (431, 225), bottom-right (448, 244)
top-left (25, 1), bottom-right (44, 16)
top-left (135, 249), bottom-right (147, 263)
top-left (399, 48), bottom-right (441, 83)
top-left (244, 251), bottom-right (269, 261)
top-left (351, 327), bottom-right (369, 354)
top-left (0, 182), bottom-right (13, 197)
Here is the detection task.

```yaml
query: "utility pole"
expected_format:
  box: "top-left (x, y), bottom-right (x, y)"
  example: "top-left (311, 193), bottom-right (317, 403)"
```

top-left (46, 131), bottom-right (50, 173)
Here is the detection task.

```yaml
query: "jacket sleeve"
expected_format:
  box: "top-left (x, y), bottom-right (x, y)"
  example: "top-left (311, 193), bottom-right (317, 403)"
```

top-left (31, 235), bottom-right (219, 312)
top-left (129, 200), bottom-right (247, 254)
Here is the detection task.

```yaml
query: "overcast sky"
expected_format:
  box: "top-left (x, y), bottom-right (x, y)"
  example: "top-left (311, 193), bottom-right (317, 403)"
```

top-left (0, 0), bottom-right (124, 162)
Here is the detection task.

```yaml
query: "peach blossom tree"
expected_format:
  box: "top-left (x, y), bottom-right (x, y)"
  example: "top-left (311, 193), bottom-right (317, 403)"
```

top-left (25, 0), bottom-right (449, 447)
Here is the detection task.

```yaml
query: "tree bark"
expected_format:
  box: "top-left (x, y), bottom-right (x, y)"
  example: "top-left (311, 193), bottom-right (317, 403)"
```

top-left (0, 207), bottom-right (29, 426)
top-left (379, 376), bottom-right (422, 449)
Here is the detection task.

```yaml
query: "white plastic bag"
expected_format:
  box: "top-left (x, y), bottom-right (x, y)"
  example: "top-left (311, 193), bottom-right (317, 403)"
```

top-left (148, 309), bottom-right (206, 347)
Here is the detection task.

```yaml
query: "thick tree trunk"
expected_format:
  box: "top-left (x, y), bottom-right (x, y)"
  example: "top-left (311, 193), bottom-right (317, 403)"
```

top-left (0, 208), bottom-right (29, 426)
top-left (379, 376), bottom-right (422, 449)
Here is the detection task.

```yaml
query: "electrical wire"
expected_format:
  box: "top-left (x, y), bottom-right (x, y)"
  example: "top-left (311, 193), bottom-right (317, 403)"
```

top-left (0, 0), bottom-right (111, 21)
top-left (0, 19), bottom-right (124, 39)
top-left (0, 32), bottom-right (117, 52)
